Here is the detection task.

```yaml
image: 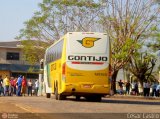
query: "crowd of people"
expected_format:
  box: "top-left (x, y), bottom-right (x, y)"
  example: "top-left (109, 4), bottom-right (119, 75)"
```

top-left (0, 75), bottom-right (39, 97)
top-left (118, 79), bottom-right (160, 97)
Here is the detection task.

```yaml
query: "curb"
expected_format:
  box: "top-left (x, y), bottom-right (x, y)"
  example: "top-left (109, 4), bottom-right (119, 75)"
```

top-left (106, 95), bottom-right (160, 100)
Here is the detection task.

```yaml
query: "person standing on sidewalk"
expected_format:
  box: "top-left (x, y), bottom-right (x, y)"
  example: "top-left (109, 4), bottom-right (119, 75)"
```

top-left (9, 77), bottom-right (14, 96)
top-left (17, 75), bottom-right (23, 96)
top-left (143, 81), bottom-right (147, 97)
top-left (4, 75), bottom-right (10, 96)
top-left (0, 75), bottom-right (3, 96)
top-left (144, 81), bottom-right (151, 97)
top-left (156, 83), bottom-right (160, 97)
top-left (134, 82), bottom-right (139, 96)
top-left (27, 79), bottom-right (33, 96)
top-left (35, 79), bottom-right (39, 96)
top-left (118, 80), bottom-right (124, 95)
top-left (21, 76), bottom-right (27, 96)
top-left (146, 81), bottom-right (151, 96)
top-left (13, 77), bottom-right (17, 95)
top-left (151, 82), bottom-right (157, 97)
top-left (125, 81), bottom-right (131, 95)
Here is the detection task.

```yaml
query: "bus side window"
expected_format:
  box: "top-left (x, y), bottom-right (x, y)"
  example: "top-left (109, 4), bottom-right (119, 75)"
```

top-left (51, 47), bottom-right (54, 62)
top-left (55, 45), bottom-right (58, 61)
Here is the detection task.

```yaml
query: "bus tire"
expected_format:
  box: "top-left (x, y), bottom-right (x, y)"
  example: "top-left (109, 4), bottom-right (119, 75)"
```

top-left (55, 86), bottom-right (66, 100)
top-left (46, 93), bottom-right (51, 98)
top-left (55, 85), bottom-right (58, 100)
top-left (58, 94), bottom-right (66, 100)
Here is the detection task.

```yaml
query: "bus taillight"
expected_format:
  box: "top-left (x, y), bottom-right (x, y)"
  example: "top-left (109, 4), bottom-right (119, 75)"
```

top-left (62, 62), bottom-right (66, 76)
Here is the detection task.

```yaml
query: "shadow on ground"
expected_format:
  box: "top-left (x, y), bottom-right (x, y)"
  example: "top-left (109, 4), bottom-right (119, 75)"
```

top-left (101, 99), bottom-right (160, 105)
top-left (64, 96), bottom-right (160, 105)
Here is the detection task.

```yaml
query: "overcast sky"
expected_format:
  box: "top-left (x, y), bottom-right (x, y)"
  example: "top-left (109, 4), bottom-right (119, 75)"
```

top-left (0, 0), bottom-right (42, 42)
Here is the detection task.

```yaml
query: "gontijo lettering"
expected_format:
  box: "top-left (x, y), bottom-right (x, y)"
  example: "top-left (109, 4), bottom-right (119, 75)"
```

top-left (68, 55), bottom-right (108, 61)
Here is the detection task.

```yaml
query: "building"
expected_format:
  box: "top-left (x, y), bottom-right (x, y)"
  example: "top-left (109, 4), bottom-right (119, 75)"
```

top-left (0, 41), bottom-right (39, 79)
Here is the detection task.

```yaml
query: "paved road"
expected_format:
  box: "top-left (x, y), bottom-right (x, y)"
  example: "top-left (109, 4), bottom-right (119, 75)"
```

top-left (0, 96), bottom-right (160, 119)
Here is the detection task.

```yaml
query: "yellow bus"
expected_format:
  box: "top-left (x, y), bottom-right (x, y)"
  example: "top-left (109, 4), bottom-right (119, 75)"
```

top-left (44, 32), bottom-right (111, 101)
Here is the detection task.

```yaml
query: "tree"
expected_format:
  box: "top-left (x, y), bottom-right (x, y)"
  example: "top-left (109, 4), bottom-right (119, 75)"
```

top-left (147, 28), bottom-right (160, 51)
top-left (146, 28), bottom-right (160, 73)
top-left (17, 0), bottom-right (160, 94)
top-left (100, 0), bottom-right (160, 93)
top-left (16, 0), bottom-right (104, 63)
top-left (20, 40), bottom-right (49, 64)
top-left (128, 52), bottom-right (157, 88)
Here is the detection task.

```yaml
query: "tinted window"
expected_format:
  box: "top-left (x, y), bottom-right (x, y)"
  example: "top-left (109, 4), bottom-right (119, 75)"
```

top-left (45, 40), bottom-right (64, 64)
top-left (6, 52), bottom-right (19, 60)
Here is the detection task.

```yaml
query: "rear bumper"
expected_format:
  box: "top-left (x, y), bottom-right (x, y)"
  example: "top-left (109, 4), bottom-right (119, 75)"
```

top-left (61, 83), bottom-right (110, 96)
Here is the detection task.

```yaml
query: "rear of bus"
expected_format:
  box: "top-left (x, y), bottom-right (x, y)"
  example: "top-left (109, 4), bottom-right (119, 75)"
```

top-left (62, 32), bottom-right (110, 100)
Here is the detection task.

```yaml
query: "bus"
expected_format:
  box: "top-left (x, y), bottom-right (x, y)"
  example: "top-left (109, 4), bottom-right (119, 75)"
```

top-left (43, 32), bottom-right (111, 101)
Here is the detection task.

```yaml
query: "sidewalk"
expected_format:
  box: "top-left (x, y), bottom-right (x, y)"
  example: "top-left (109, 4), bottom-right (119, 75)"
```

top-left (107, 94), bottom-right (160, 100)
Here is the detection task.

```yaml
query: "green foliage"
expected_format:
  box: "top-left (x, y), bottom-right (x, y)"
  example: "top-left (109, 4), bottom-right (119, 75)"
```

top-left (16, 0), bottom-right (160, 74)
top-left (147, 31), bottom-right (160, 52)
top-left (21, 40), bottom-right (49, 64)
top-left (104, 0), bottom-right (159, 76)
top-left (128, 52), bottom-right (157, 86)
top-left (17, 0), bottom-right (103, 64)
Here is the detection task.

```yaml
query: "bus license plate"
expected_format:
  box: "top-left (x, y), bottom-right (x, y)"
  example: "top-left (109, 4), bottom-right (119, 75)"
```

top-left (83, 85), bottom-right (91, 88)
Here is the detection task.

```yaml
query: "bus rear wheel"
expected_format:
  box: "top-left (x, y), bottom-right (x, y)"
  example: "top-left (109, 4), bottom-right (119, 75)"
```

top-left (55, 85), bottom-right (66, 100)
top-left (46, 93), bottom-right (51, 98)
top-left (55, 85), bottom-right (58, 100)
top-left (58, 94), bottom-right (66, 100)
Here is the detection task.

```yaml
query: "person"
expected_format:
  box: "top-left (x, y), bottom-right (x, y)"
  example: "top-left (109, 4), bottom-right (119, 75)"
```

top-left (156, 83), bottom-right (160, 97)
top-left (146, 81), bottom-right (151, 96)
top-left (17, 75), bottom-right (23, 96)
top-left (125, 81), bottom-right (131, 95)
top-left (35, 79), bottom-right (39, 96)
top-left (27, 79), bottom-right (33, 96)
top-left (9, 77), bottom-right (14, 96)
top-left (3, 75), bottom-right (10, 96)
top-left (13, 77), bottom-right (17, 95)
top-left (0, 75), bottom-right (3, 96)
top-left (143, 81), bottom-right (147, 97)
top-left (134, 82), bottom-right (139, 96)
top-left (21, 76), bottom-right (27, 96)
top-left (144, 80), bottom-right (151, 97)
top-left (118, 80), bottom-right (124, 95)
top-left (151, 82), bottom-right (157, 97)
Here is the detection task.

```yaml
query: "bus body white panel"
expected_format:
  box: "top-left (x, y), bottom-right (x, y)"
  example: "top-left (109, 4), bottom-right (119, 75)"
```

top-left (66, 32), bottom-right (109, 71)
top-left (44, 66), bottom-right (52, 93)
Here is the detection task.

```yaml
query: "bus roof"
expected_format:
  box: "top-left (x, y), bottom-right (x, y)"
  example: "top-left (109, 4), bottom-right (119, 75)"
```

top-left (46, 32), bottom-right (107, 51)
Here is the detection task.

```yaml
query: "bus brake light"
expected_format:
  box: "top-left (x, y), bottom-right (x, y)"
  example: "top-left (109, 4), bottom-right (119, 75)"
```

top-left (62, 62), bottom-right (66, 76)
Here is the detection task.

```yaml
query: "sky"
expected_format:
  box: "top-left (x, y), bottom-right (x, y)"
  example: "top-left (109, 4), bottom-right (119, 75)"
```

top-left (0, 0), bottom-right (42, 42)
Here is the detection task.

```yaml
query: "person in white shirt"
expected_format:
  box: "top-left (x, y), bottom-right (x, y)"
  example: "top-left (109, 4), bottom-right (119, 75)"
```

top-left (143, 81), bottom-right (150, 97)
top-left (35, 79), bottom-right (39, 96)
top-left (156, 83), bottom-right (160, 97)
top-left (151, 82), bottom-right (157, 97)
top-left (27, 79), bottom-right (33, 96)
